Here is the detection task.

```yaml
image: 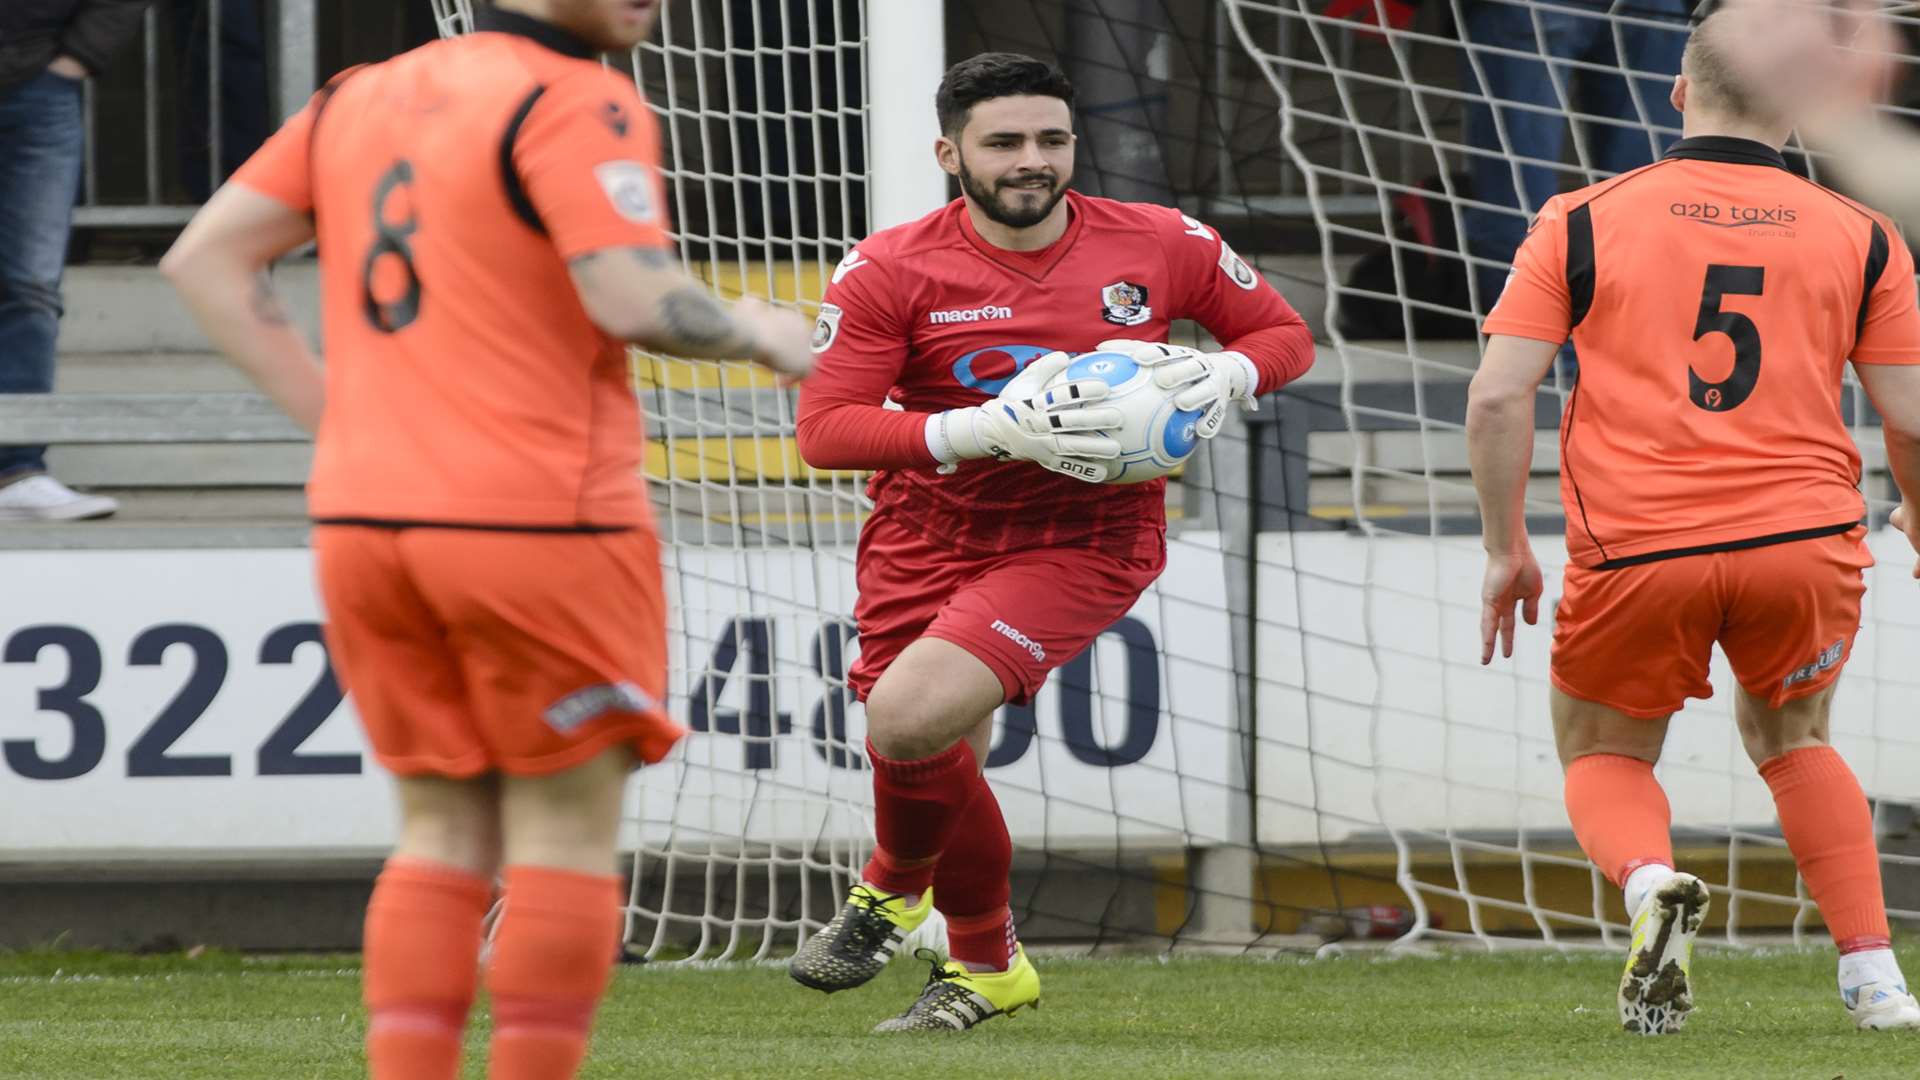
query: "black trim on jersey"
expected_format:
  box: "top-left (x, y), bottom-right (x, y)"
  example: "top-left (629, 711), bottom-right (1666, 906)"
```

top-left (307, 68), bottom-right (355, 135)
top-left (1565, 203), bottom-right (1596, 329)
top-left (500, 85), bottom-right (550, 235)
top-left (474, 8), bottom-right (597, 60)
top-left (1546, 158), bottom-right (1684, 565)
top-left (312, 517), bottom-right (631, 535)
top-left (1559, 384), bottom-right (1609, 564)
top-left (304, 64), bottom-right (367, 209)
top-left (1554, 159), bottom-right (1680, 331)
top-left (1661, 136), bottom-right (1791, 170)
top-left (1857, 221), bottom-right (1891, 341)
top-left (1591, 521), bottom-right (1860, 570)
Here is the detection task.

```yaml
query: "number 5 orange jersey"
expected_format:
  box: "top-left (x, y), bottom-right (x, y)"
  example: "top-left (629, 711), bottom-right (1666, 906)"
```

top-left (228, 16), bottom-right (672, 530)
top-left (1484, 136), bottom-right (1920, 570)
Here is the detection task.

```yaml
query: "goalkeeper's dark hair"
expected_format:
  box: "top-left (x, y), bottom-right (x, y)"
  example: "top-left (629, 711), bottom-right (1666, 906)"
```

top-left (935, 53), bottom-right (1075, 137)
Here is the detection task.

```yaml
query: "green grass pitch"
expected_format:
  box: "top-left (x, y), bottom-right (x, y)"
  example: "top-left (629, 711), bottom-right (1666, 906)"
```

top-left (1, 946), bottom-right (1915, 1078)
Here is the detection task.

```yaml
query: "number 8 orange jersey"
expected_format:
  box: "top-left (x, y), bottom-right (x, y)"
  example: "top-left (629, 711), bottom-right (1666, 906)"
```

top-left (1484, 137), bottom-right (1920, 570)
top-left (230, 17), bottom-right (672, 530)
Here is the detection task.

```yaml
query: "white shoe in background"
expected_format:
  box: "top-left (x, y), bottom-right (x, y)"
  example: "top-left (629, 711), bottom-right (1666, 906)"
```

top-left (1845, 981), bottom-right (1920, 1031)
top-left (0, 474), bottom-right (120, 522)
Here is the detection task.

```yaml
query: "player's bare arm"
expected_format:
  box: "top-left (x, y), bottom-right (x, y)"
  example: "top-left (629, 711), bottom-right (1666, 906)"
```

top-left (1853, 362), bottom-right (1920, 574)
top-left (1467, 334), bottom-right (1557, 662)
top-left (161, 184), bottom-right (324, 433)
top-left (567, 246), bottom-right (813, 379)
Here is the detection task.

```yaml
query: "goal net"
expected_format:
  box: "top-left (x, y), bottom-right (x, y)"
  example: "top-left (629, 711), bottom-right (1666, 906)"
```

top-left (429, 0), bottom-right (1920, 958)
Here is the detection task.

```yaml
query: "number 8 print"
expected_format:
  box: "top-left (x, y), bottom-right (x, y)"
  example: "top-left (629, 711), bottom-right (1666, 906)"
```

top-left (362, 159), bottom-right (423, 334)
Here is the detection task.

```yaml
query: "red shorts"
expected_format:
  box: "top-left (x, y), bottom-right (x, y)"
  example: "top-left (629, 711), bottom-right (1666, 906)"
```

top-left (313, 524), bottom-right (683, 778)
top-left (848, 510), bottom-right (1165, 705)
top-left (1551, 527), bottom-right (1872, 718)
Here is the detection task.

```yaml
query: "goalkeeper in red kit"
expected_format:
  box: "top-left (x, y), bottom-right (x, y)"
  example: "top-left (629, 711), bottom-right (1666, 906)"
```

top-left (788, 52), bottom-right (1315, 1031)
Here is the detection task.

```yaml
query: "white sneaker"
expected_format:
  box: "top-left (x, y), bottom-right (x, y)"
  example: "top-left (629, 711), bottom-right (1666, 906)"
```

top-left (1844, 980), bottom-right (1920, 1031)
top-left (1618, 872), bottom-right (1710, 1035)
top-left (0, 474), bottom-right (119, 522)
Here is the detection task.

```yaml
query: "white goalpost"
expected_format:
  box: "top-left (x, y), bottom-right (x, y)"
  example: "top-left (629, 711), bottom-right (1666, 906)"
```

top-left (425, 0), bottom-right (1920, 960)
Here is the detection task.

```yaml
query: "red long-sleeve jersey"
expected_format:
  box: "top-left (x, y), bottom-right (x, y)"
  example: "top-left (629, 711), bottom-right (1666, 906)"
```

top-left (795, 192), bottom-right (1314, 559)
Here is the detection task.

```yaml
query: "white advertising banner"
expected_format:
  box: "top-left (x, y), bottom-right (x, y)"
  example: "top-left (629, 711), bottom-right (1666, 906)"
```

top-left (1254, 527), bottom-right (1920, 847)
top-left (0, 537), bottom-right (1239, 859)
top-left (16, 525), bottom-right (1909, 863)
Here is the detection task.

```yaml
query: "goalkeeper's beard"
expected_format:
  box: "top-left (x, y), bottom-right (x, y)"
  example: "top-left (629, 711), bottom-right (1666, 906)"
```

top-left (958, 158), bottom-right (1068, 230)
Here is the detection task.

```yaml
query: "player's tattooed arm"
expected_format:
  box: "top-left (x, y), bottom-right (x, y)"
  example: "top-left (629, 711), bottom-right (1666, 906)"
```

top-left (569, 245), bottom-right (750, 357)
top-left (656, 288), bottom-right (751, 353)
top-left (568, 246), bottom-right (814, 379)
top-left (250, 271), bottom-right (292, 327)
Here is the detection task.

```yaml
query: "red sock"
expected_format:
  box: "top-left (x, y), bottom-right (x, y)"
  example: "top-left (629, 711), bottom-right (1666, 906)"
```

top-left (862, 739), bottom-right (979, 897)
top-left (1563, 754), bottom-right (1674, 887)
top-left (934, 774), bottom-right (1017, 969)
top-left (1760, 746), bottom-right (1891, 953)
top-left (363, 857), bottom-right (491, 1080)
top-left (485, 866), bottom-right (623, 1080)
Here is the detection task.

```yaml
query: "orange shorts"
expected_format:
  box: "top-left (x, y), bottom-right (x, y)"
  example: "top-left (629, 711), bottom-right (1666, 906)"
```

top-left (313, 524), bottom-right (683, 777)
top-left (1551, 527), bottom-right (1872, 719)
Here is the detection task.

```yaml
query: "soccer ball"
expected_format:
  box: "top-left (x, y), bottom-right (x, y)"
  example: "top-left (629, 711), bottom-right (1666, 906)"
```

top-left (1041, 349), bottom-right (1210, 484)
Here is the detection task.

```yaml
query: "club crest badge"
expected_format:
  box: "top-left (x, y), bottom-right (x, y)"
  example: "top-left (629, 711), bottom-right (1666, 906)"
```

top-left (1099, 280), bottom-right (1152, 327)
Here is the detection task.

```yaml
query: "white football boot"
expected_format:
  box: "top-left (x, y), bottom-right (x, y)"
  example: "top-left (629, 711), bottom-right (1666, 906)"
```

top-left (1618, 873), bottom-right (1710, 1035)
top-left (1844, 981), bottom-right (1920, 1031)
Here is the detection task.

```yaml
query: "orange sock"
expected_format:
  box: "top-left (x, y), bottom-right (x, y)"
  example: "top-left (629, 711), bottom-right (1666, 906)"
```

top-left (1760, 746), bottom-right (1891, 953)
top-left (1563, 754), bottom-right (1674, 887)
top-left (363, 857), bottom-right (492, 1080)
top-left (485, 866), bottom-right (623, 1080)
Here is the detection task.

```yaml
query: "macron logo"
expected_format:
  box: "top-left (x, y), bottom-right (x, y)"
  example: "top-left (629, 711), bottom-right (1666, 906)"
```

top-left (990, 619), bottom-right (1046, 663)
top-left (929, 304), bottom-right (1014, 325)
top-left (831, 250), bottom-right (870, 284)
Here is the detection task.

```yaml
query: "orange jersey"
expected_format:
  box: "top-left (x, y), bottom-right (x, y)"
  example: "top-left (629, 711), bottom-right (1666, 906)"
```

top-left (230, 12), bottom-right (671, 528)
top-left (1483, 136), bottom-right (1920, 569)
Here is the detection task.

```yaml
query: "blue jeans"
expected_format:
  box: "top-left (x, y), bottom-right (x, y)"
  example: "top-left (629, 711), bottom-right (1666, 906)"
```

top-left (0, 69), bottom-right (84, 479)
top-left (175, 0), bottom-right (271, 202)
top-left (1460, 0), bottom-right (1689, 313)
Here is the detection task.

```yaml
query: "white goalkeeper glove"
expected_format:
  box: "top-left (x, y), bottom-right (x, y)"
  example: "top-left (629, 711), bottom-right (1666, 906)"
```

top-left (925, 350), bottom-right (1124, 483)
top-left (1096, 338), bottom-right (1261, 440)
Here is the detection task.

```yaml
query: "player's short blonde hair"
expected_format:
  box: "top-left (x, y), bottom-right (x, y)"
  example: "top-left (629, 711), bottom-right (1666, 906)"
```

top-left (1682, 8), bottom-right (1775, 124)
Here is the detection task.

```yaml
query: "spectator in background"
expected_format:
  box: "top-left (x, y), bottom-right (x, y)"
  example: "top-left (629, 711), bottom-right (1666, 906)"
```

top-left (1459, 0), bottom-right (1691, 323)
top-left (0, 0), bottom-right (150, 522)
top-left (174, 0), bottom-right (270, 202)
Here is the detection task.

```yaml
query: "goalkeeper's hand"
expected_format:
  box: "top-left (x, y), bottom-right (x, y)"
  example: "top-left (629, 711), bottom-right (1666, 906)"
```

top-left (1096, 338), bottom-right (1260, 440)
top-left (928, 351), bottom-right (1124, 483)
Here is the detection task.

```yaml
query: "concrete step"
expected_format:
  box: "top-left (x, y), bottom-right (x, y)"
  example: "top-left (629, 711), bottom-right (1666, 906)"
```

top-left (44, 338), bottom-right (1471, 398)
top-left (1247, 253), bottom-right (1360, 340)
top-left (45, 443), bottom-right (313, 488)
top-left (58, 265), bottom-right (322, 354)
top-left (6, 393), bottom-right (307, 443)
top-left (54, 351), bottom-right (254, 394)
top-left (0, 488), bottom-right (309, 550)
top-left (50, 256), bottom-right (1364, 355)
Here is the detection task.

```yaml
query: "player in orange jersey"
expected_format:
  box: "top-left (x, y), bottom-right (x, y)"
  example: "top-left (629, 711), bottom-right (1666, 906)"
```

top-left (1468, 2), bottom-right (1920, 1035)
top-left (160, 2), bottom-right (812, 1078)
